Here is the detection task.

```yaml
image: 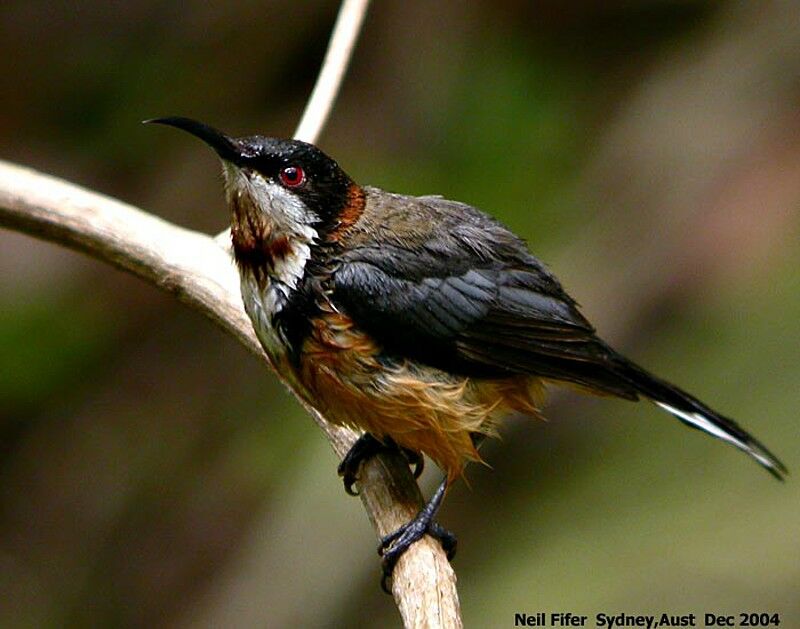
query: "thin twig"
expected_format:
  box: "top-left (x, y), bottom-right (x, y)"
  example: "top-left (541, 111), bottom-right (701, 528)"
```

top-left (0, 159), bottom-right (462, 628)
top-left (2, 1), bottom-right (462, 624)
top-left (215, 0), bottom-right (371, 247)
top-left (293, 0), bottom-right (371, 143)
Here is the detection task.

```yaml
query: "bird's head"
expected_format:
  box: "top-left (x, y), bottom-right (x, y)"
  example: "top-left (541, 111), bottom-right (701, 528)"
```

top-left (147, 117), bottom-right (362, 271)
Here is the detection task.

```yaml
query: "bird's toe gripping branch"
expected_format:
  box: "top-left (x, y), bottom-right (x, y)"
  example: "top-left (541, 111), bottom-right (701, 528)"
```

top-left (337, 433), bottom-right (424, 496)
top-left (377, 477), bottom-right (456, 594)
top-left (338, 434), bottom-right (454, 593)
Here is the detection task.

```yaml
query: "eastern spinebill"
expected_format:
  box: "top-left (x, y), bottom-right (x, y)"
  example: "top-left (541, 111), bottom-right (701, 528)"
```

top-left (147, 117), bottom-right (786, 592)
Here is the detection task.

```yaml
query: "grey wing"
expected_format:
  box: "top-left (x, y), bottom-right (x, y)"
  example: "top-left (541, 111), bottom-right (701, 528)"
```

top-left (331, 196), bottom-right (638, 397)
top-left (330, 193), bottom-right (788, 480)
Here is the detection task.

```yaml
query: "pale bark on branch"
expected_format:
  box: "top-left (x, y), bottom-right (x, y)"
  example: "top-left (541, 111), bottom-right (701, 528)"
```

top-left (293, 0), bottom-right (371, 143)
top-left (0, 0), bottom-right (463, 623)
top-left (0, 159), bottom-right (462, 628)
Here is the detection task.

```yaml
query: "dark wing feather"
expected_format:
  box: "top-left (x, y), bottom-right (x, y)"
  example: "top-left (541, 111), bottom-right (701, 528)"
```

top-left (328, 191), bottom-right (786, 478)
top-left (330, 193), bottom-right (638, 397)
top-left (329, 191), bottom-right (786, 478)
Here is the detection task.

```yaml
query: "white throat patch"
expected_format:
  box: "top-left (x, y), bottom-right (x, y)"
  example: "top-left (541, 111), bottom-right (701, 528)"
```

top-left (223, 164), bottom-right (319, 362)
top-left (224, 164), bottom-right (319, 293)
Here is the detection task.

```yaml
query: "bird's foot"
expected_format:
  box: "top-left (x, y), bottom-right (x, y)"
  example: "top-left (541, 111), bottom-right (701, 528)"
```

top-left (337, 433), bottom-right (423, 496)
top-left (378, 518), bottom-right (457, 593)
top-left (377, 478), bottom-right (455, 593)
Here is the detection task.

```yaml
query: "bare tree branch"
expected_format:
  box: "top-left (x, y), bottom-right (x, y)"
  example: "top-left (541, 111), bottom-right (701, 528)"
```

top-left (293, 0), bottom-right (371, 143)
top-left (0, 159), bottom-right (462, 628)
top-left (1, 1), bottom-right (462, 624)
top-left (215, 0), bottom-right (372, 246)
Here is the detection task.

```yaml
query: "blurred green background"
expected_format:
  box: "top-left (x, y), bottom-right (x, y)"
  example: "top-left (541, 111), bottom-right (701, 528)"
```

top-left (1, 1), bottom-right (798, 627)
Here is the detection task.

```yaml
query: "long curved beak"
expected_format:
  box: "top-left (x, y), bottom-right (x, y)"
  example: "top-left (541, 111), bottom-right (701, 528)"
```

top-left (144, 116), bottom-right (242, 163)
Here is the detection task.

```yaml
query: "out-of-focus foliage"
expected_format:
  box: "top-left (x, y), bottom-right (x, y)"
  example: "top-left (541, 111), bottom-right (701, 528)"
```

top-left (0, 1), bottom-right (798, 627)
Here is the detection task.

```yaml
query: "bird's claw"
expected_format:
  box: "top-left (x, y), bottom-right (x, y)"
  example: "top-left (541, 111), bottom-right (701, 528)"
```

top-left (403, 447), bottom-right (425, 480)
top-left (338, 434), bottom-right (423, 496)
top-left (378, 519), bottom-right (457, 594)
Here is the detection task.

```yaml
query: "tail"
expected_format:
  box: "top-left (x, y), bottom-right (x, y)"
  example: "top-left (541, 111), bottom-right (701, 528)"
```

top-left (612, 355), bottom-right (787, 480)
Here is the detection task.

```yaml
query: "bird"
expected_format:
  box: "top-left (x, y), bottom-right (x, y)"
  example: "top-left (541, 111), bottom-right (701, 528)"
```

top-left (147, 116), bottom-right (786, 592)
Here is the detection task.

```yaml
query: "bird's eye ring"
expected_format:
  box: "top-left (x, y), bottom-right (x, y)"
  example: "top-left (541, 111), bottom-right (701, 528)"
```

top-left (279, 165), bottom-right (306, 188)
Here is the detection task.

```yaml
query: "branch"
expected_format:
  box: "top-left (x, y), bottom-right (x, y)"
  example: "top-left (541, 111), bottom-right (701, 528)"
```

top-left (1, 1), bottom-right (462, 624)
top-left (215, 0), bottom-right (372, 247)
top-left (293, 0), bottom-right (371, 143)
top-left (0, 160), bottom-right (462, 627)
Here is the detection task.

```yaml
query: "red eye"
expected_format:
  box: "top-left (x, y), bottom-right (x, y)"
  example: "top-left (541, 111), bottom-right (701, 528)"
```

top-left (279, 165), bottom-right (306, 188)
